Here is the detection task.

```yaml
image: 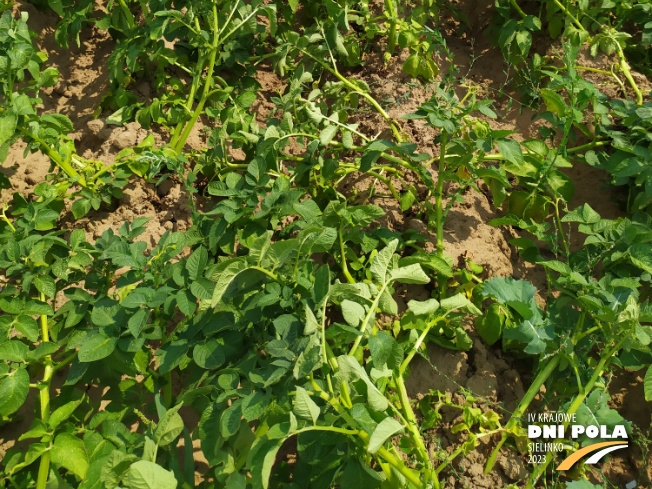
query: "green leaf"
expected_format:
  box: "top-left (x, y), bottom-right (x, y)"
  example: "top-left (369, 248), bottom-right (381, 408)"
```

top-left (0, 114), bottom-right (17, 147)
top-left (0, 367), bottom-right (29, 416)
top-left (176, 289), bottom-right (196, 316)
top-left (51, 433), bottom-right (89, 479)
top-left (630, 243), bottom-right (652, 274)
top-left (342, 131), bottom-right (353, 149)
top-left (645, 365), bottom-right (652, 402)
top-left (91, 299), bottom-right (124, 327)
top-left (367, 417), bottom-right (403, 453)
top-left (389, 264), bottom-right (429, 284)
top-left (193, 341), bottom-right (226, 369)
top-left (370, 239), bottom-right (398, 284)
top-left (408, 298), bottom-right (439, 317)
top-left (439, 293), bottom-right (482, 315)
top-left (49, 397), bottom-right (83, 430)
top-left (565, 481), bottom-right (603, 489)
top-left (294, 386), bottom-right (320, 424)
top-left (71, 198), bottom-right (91, 219)
top-left (573, 391), bottom-right (630, 445)
top-left (225, 472), bottom-right (247, 489)
top-left (368, 331), bottom-right (402, 370)
top-left (210, 259), bottom-right (248, 307)
top-left (128, 308), bottom-right (149, 337)
top-left (496, 139), bottom-right (524, 169)
top-left (0, 340), bottom-right (29, 362)
top-left (220, 400), bottom-right (243, 437)
top-left (481, 277), bottom-right (537, 318)
top-left (504, 313), bottom-right (553, 355)
top-left (540, 88), bottom-right (567, 116)
top-left (14, 315), bottom-right (39, 342)
top-left (402, 53), bottom-right (420, 78)
top-left (400, 190), bottom-right (416, 211)
top-left (319, 125), bottom-right (338, 146)
top-left (100, 451), bottom-right (138, 488)
top-left (288, 0), bottom-right (299, 12)
top-left (248, 438), bottom-right (284, 489)
top-left (340, 460), bottom-right (382, 489)
top-left (78, 333), bottom-right (118, 362)
top-left (341, 300), bottom-right (366, 327)
top-left (474, 303), bottom-right (504, 345)
top-left (378, 288), bottom-right (398, 315)
top-left (154, 403), bottom-right (184, 447)
top-left (186, 246), bottom-right (208, 281)
top-left (236, 91), bottom-right (257, 108)
top-left (34, 274), bottom-right (56, 299)
top-left (122, 460), bottom-right (177, 489)
top-left (561, 203), bottom-right (601, 224)
top-left (242, 391), bottom-right (269, 421)
top-left (336, 356), bottom-right (388, 412)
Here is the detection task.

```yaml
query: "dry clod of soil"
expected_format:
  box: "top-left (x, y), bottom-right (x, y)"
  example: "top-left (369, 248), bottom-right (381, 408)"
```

top-left (498, 454), bottom-right (529, 481)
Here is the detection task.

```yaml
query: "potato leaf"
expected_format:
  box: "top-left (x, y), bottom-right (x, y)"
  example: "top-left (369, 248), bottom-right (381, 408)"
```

top-left (367, 418), bottom-right (403, 454)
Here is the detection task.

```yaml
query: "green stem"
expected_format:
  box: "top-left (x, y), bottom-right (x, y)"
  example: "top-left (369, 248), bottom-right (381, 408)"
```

top-left (366, 170), bottom-right (401, 203)
top-left (339, 227), bottom-right (356, 284)
top-left (1, 205), bottom-right (16, 232)
top-left (436, 430), bottom-right (501, 475)
top-left (173, 37), bottom-right (218, 152)
top-left (36, 293), bottom-right (53, 489)
top-left (435, 134), bottom-right (447, 298)
top-left (395, 374), bottom-right (439, 488)
top-left (18, 127), bottom-right (86, 187)
top-left (614, 39), bottom-right (643, 105)
top-left (385, 0), bottom-right (398, 53)
top-left (400, 319), bottom-right (440, 378)
top-left (574, 325), bottom-right (599, 344)
top-left (52, 352), bottom-right (78, 372)
top-left (509, 0), bottom-right (527, 18)
top-left (348, 282), bottom-right (389, 357)
top-left (298, 49), bottom-right (403, 142)
top-left (551, 0), bottom-right (585, 32)
top-left (293, 426), bottom-right (360, 436)
top-left (251, 266), bottom-right (280, 283)
top-left (566, 139), bottom-right (609, 154)
top-left (484, 354), bottom-right (561, 473)
top-left (553, 198), bottom-right (570, 258)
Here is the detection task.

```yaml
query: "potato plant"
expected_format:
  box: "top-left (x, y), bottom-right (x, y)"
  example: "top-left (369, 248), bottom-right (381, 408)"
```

top-left (0, 0), bottom-right (651, 488)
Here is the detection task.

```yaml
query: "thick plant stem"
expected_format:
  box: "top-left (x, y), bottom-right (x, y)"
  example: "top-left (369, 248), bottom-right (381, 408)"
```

top-left (395, 374), bottom-right (440, 489)
top-left (399, 318), bottom-right (438, 377)
top-left (385, 0), bottom-right (398, 53)
top-left (509, 0), bottom-right (527, 18)
top-left (614, 41), bottom-right (643, 105)
top-left (339, 227), bottom-right (356, 284)
top-left (36, 293), bottom-right (53, 489)
top-left (173, 33), bottom-right (218, 152)
top-left (435, 135), bottom-right (447, 298)
top-left (553, 199), bottom-right (570, 258)
top-left (484, 354), bottom-right (561, 474)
